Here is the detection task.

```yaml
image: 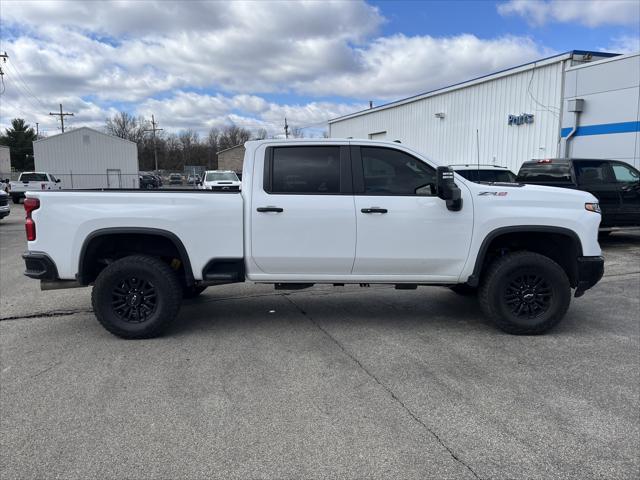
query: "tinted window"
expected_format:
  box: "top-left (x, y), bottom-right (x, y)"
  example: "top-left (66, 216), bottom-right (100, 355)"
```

top-left (20, 173), bottom-right (48, 182)
top-left (574, 161), bottom-right (610, 185)
top-left (361, 147), bottom-right (436, 195)
top-left (455, 170), bottom-right (478, 182)
top-left (611, 163), bottom-right (639, 182)
top-left (271, 146), bottom-right (341, 194)
top-left (476, 170), bottom-right (516, 183)
top-left (517, 162), bottom-right (572, 183)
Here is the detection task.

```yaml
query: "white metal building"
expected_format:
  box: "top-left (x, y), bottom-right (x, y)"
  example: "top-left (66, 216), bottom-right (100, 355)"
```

top-left (33, 127), bottom-right (139, 189)
top-left (329, 50), bottom-right (639, 172)
top-left (0, 145), bottom-right (10, 177)
top-left (561, 52), bottom-right (639, 168)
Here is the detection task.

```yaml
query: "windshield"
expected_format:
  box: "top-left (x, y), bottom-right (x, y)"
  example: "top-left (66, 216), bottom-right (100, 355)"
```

top-left (20, 173), bottom-right (49, 182)
top-left (206, 172), bottom-right (238, 182)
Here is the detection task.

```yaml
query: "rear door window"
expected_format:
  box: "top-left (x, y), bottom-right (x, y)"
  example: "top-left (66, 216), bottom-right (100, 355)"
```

top-left (267, 146), bottom-right (342, 194)
top-left (476, 170), bottom-right (516, 183)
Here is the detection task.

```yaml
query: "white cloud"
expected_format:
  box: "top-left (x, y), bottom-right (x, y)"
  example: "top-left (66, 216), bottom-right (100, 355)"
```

top-left (604, 35), bottom-right (640, 54)
top-left (498, 0), bottom-right (640, 27)
top-left (0, 0), bottom-right (557, 136)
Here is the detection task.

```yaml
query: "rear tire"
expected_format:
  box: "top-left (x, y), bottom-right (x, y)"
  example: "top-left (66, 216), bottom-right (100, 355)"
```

top-left (91, 255), bottom-right (182, 339)
top-left (11, 195), bottom-right (21, 204)
top-left (479, 251), bottom-right (570, 335)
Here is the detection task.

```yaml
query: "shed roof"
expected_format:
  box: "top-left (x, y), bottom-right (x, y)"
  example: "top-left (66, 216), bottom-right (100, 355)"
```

top-left (33, 126), bottom-right (137, 145)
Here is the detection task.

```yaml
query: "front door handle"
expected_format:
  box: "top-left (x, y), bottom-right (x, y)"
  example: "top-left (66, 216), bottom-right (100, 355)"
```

top-left (361, 207), bottom-right (388, 214)
top-left (257, 206), bottom-right (284, 213)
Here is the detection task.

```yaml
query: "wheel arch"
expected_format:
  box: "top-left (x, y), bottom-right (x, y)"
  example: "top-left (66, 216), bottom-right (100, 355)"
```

top-left (468, 226), bottom-right (583, 288)
top-left (77, 227), bottom-right (194, 286)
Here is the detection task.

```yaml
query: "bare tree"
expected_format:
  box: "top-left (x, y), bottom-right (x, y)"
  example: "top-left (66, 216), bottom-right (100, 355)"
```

top-left (105, 112), bottom-right (147, 142)
top-left (218, 125), bottom-right (251, 150)
top-left (179, 129), bottom-right (199, 164)
top-left (254, 128), bottom-right (268, 140)
top-left (207, 127), bottom-right (220, 169)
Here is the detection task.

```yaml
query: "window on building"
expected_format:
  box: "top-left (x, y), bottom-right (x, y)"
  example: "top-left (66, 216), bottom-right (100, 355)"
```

top-left (360, 147), bottom-right (436, 195)
top-left (270, 146), bottom-right (341, 194)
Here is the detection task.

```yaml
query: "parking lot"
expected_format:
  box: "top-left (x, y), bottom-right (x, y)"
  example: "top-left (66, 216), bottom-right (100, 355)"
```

top-left (1, 206), bottom-right (639, 479)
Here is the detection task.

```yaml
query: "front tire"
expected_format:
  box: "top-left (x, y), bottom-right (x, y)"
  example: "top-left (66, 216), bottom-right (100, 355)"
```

top-left (479, 251), bottom-right (570, 335)
top-left (91, 255), bottom-right (182, 339)
top-left (11, 195), bottom-right (21, 204)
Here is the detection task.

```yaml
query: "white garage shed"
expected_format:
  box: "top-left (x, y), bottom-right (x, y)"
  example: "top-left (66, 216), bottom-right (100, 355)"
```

top-left (328, 50), bottom-right (639, 173)
top-left (33, 127), bottom-right (139, 189)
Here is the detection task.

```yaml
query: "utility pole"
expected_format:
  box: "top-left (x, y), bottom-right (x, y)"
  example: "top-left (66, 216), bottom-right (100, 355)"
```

top-left (0, 52), bottom-right (8, 94)
top-left (284, 117), bottom-right (289, 139)
top-left (143, 114), bottom-right (163, 173)
top-left (35, 122), bottom-right (39, 139)
top-left (49, 103), bottom-right (74, 132)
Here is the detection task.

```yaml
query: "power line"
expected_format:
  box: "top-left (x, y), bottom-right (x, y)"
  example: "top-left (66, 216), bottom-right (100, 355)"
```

top-left (49, 103), bottom-right (74, 132)
top-left (3, 61), bottom-right (49, 110)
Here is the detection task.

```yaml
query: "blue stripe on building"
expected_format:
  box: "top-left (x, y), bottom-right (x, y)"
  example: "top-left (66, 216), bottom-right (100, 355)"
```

top-left (560, 121), bottom-right (640, 138)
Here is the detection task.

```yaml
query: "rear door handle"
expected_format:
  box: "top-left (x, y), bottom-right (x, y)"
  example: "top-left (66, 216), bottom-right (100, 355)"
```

top-left (257, 206), bottom-right (284, 213)
top-left (361, 207), bottom-right (388, 214)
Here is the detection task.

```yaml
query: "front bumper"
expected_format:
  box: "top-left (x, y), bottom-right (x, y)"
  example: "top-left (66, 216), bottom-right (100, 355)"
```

top-left (23, 252), bottom-right (59, 280)
top-left (575, 256), bottom-right (604, 297)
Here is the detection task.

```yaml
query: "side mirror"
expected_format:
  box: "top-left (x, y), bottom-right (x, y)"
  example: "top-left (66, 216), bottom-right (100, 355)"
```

top-left (55, 178), bottom-right (61, 183)
top-left (436, 166), bottom-right (463, 211)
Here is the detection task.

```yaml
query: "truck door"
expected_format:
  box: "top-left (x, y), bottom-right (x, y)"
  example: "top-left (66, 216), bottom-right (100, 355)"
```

top-left (574, 160), bottom-right (621, 226)
top-left (351, 146), bottom-right (473, 280)
top-left (250, 144), bottom-right (356, 275)
top-left (610, 162), bottom-right (640, 226)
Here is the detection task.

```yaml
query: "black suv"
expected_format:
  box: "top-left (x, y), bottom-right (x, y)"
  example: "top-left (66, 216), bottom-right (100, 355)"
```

top-left (516, 158), bottom-right (640, 230)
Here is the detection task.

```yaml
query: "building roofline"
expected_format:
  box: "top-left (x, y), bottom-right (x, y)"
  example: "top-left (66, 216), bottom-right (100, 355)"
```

top-left (33, 126), bottom-right (138, 145)
top-left (328, 50), bottom-right (620, 124)
top-left (217, 144), bottom-right (245, 154)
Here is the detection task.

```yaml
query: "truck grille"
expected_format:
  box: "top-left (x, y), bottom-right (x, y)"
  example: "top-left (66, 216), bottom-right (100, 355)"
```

top-left (0, 197), bottom-right (8, 207)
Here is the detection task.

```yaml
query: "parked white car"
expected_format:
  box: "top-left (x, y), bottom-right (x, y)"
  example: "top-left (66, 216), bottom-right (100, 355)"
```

top-left (200, 170), bottom-right (241, 191)
top-left (0, 190), bottom-right (10, 220)
top-left (22, 139), bottom-right (603, 339)
top-left (10, 172), bottom-right (62, 203)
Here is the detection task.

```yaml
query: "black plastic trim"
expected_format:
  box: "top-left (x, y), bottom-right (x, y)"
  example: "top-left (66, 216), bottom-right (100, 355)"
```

top-left (575, 255), bottom-right (604, 296)
top-left (201, 258), bottom-right (245, 285)
top-left (467, 226), bottom-right (584, 287)
top-left (77, 227), bottom-right (195, 286)
top-left (23, 252), bottom-right (59, 280)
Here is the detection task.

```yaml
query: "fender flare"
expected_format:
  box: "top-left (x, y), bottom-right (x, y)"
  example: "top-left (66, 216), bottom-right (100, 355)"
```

top-left (467, 225), bottom-right (583, 287)
top-left (77, 227), bottom-right (194, 285)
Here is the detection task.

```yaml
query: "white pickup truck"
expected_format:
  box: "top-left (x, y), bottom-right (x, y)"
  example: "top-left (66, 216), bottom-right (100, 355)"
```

top-left (10, 171), bottom-right (62, 203)
top-left (22, 139), bottom-right (604, 338)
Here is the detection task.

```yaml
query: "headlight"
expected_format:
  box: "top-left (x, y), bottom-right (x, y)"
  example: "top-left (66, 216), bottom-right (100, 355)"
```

top-left (585, 202), bottom-right (601, 214)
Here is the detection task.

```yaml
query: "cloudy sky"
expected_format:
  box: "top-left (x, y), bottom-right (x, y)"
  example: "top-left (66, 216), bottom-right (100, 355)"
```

top-left (0, 0), bottom-right (638, 138)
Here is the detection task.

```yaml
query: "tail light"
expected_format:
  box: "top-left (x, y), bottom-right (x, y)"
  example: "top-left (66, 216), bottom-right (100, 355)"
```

top-left (24, 197), bottom-right (40, 241)
top-left (538, 159), bottom-right (552, 163)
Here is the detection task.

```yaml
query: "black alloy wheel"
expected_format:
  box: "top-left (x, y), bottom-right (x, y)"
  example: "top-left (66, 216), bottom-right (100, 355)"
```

top-left (111, 276), bottom-right (157, 323)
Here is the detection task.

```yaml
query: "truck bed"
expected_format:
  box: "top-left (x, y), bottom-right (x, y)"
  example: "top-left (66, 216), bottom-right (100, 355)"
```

top-left (26, 190), bottom-right (244, 280)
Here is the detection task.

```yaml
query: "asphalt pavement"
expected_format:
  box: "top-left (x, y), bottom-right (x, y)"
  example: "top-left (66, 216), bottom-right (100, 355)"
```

top-left (1, 206), bottom-right (639, 479)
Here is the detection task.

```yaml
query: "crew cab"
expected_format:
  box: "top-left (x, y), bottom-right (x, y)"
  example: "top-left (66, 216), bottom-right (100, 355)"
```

top-left (200, 170), bottom-right (241, 191)
top-left (10, 172), bottom-right (62, 203)
top-left (517, 158), bottom-right (640, 232)
top-left (22, 140), bottom-right (604, 339)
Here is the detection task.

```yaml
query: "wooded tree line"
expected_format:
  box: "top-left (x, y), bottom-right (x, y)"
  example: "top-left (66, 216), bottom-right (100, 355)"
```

top-left (105, 112), bottom-right (256, 171)
top-left (0, 113), bottom-right (313, 173)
